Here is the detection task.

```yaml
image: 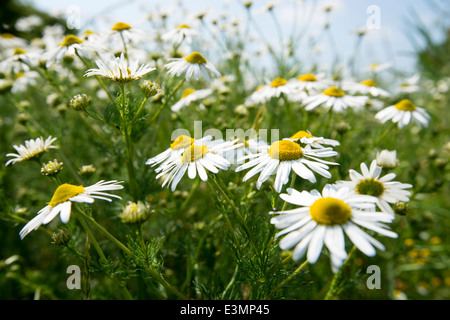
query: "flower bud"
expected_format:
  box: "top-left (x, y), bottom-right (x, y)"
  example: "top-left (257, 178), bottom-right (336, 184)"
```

top-left (51, 228), bottom-right (71, 246)
top-left (78, 164), bottom-right (96, 176)
top-left (141, 80), bottom-right (160, 97)
top-left (70, 93), bottom-right (91, 111)
top-left (41, 159), bottom-right (63, 176)
top-left (376, 150), bottom-right (398, 169)
top-left (120, 201), bottom-right (151, 225)
top-left (393, 202), bottom-right (410, 216)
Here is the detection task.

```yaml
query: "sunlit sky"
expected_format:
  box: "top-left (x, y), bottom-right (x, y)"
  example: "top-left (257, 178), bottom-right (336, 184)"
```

top-left (29, 0), bottom-right (450, 77)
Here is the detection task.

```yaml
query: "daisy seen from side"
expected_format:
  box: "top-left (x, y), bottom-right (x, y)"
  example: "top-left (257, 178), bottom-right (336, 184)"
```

top-left (270, 184), bottom-right (398, 272)
top-left (170, 88), bottom-right (213, 112)
top-left (5, 136), bottom-right (58, 166)
top-left (375, 99), bottom-right (431, 129)
top-left (303, 86), bottom-right (368, 113)
top-left (164, 51), bottom-right (220, 82)
top-left (290, 130), bottom-right (340, 149)
top-left (19, 180), bottom-right (124, 239)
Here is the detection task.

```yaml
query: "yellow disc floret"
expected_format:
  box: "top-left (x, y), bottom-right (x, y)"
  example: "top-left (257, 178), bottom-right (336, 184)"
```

top-left (360, 79), bottom-right (377, 87)
top-left (270, 77), bottom-right (287, 88)
top-left (13, 48), bottom-right (27, 56)
top-left (298, 73), bottom-right (317, 82)
top-left (48, 184), bottom-right (85, 207)
top-left (112, 22), bottom-right (132, 31)
top-left (323, 86), bottom-right (345, 97)
top-left (309, 197), bottom-right (352, 225)
top-left (181, 88), bottom-right (196, 98)
top-left (394, 99), bottom-right (417, 111)
top-left (178, 24), bottom-right (191, 29)
top-left (356, 178), bottom-right (385, 198)
top-left (290, 130), bottom-right (314, 140)
top-left (181, 145), bottom-right (209, 163)
top-left (184, 52), bottom-right (207, 64)
top-left (170, 135), bottom-right (195, 150)
top-left (60, 34), bottom-right (84, 47)
top-left (269, 140), bottom-right (303, 161)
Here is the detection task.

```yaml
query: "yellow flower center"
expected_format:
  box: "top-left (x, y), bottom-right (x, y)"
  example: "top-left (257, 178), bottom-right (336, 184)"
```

top-left (60, 34), bottom-right (84, 47)
top-left (270, 77), bottom-right (287, 88)
top-left (181, 88), bottom-right (196, 98)
top-left (360, 79), bottom-right (377, 87)
top-left (170, 135), bottom-right (195, 150)
top-left (290, 130), bottom-right (314, 140)
top-left (13, 48), bottom-right (27, 56)
top-left (298, 73), bottom-right (317, 82)
top-left (112, 22), bottom-right (132, 31)
top-left (181, 145), bottom-right (209, 163)
top-left (236, 138), bottom-right (249, 148)
top-left (310, 197), bottom-right (352, 226)
top-left (1, 33), bottom-right (15, 39)
top-left (48, 184), bottom-right (85, 207)
top-left (178, 24), bottom-right (191, 29)
top-left (356, 178), bottom-right (385, 197)
top-left (323, 86), bottom-right (345, 97)
top-left (269, 140), bottom-right (303, 161)
top-left (369, 63), bottom-right (379, 70)
top-left (184, 52), bottom-right (207, 64)
top-left (394, 99), bottom-right (417, 111)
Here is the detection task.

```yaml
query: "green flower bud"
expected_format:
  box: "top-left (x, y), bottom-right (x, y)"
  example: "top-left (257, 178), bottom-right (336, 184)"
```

top-left (140, 80), bottom-right (160, 97)
top-left (120, 201), bottom-right (151, 225)
top-left (70, 93), bottom-right (91, 111)
top-left (51, 228), bottom-right (71, 246)
top-left (41, 159), bottom-right (63, 176)
top-left (78, 164), bottom-right (96, 176)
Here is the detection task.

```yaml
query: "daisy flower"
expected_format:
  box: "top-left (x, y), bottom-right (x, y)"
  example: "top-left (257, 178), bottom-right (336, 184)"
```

top-left (45, 34), bottom-right (90, 67)
top-left (5, 136), bottom-right (58, 166)
top-left (161, 24), bottom-right (199, 46)
top-left (145, 134), bottom-right (212, 169)
top-left (336, 160), bottom-right (413, 215)
top-left (270, 184), bottom-right (398, 272)
top-left (343, 79), bottom-right (390, 97)
top-left (0, 47), bottom-right (40, 75)
top-left (225, 137), bottom-right (269, 165)
top-left (367, 62), bottom-right (392, 74)
top-left (375, 99), bottom-right (431, 129)
top-left (84, 52), bottom-right (155, 83)
top-left (108, 22), bottom-right (148, 45)
top-left (170, 88), bottom-right (213, 112)
top-left (290, 130), bottom-right (340, 149)
top-left (19, 180), bottom-right (124, 239)
top-left (164, 51), bottom-right (220, 82)
top-left (303, 86), bottom-right (368, 113)
top-left (235, 139), bottom-right (338, 193)
top-left (153, 139), bottom-right (241, 191)
top-left (397, 74), bottom-right (420, 94)
top-left (290, 73), bottom-right (332, 93)
top-left (245, 77), bottom-right (298, 104)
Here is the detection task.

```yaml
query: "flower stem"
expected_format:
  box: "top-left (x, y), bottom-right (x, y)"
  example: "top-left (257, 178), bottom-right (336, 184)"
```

top-left (324, 245), bottom-right (357, 300)
top-left (149, 78), bottom-right (185, 124)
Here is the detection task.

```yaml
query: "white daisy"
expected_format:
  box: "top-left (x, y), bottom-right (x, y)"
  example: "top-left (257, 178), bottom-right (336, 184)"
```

top-left (375, 99), bottom-right (431, 129)
top-left (161, 24), bottom-right (199, 46)
top-left (164, 51), bottom-right (221, 82)
top-left (5, 136), bottom-right (58, 166)
top-left (303, 86), bottom-right (368, 113)
top-left (376, 150), bottom-right (398, 169)
top-left (235, 139), bottom-right (338, 193)
top-left (145, 134), bottom-right (212, 169)
top-left (19, 180), bottom-right (124, 239)
top-left (108, 22), bottom-right (148, 46)
top-left (84, 52), bottom-right (156, 83)
top-left (0, 47), bottom-right (40, 75)
top-left (336, 160), bottom-right (413, 215)
top-left (290, 130), bottom-right (340, 149)
top-left (342, 79), bottom-right (390, 97)
top-left (290, 73), bottom-right (332, 94)
top-left (397, 74), bottom-right (420, 94)
top-left (170, 88), bottom-right (213, 112)
top-left (153, 139), bottom-right (242, 191)
top-left (244, 77), bottom-right (298, 104)
top-left (270, 184), bottom-right (398, 272)
top-left (45, 34), bottom-right (90, 67)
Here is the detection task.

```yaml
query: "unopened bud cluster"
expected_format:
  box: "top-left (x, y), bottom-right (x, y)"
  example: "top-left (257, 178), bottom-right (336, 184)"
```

top-left (41, 159), bottom-right (63, 176)
top-left (120, 201), bottom-right (151, 225)
top-left (141, 80), bottom-right (161, 98)
top-left (70, 93), bottom-right (91, 111)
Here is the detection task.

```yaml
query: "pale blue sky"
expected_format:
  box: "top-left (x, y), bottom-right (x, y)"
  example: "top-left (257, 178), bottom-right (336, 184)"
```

top-left (30, 0), bottom-right (450, 77)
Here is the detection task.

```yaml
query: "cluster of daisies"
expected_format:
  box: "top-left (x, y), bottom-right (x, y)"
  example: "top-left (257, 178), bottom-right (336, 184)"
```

top-left (2, 17), bottom-right (420, 274)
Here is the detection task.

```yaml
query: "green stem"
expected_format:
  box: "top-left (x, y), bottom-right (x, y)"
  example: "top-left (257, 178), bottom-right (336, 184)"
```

top-left (149, 78), bottom-right (185, 124)
top-left (324, 245), bottom-right (357, 300)
top-left (130, 96), bottom-right (148, 126)
top-left (78, 214), bottom-right (107, 262)
top-left (264, 259), bottom-right (308, 300)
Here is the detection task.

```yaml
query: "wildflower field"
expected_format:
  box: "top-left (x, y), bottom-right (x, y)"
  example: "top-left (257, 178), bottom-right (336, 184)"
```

top-left (0, 0), bottom-right (449, 302)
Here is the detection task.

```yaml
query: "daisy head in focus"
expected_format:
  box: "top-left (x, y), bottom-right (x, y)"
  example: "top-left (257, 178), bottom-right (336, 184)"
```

top-left (235, 138), bottom-right (338, 193)
top-left (6, 136), bottom-right (58, 166)
top-left (164, 51), bottom-right (220, 82)
top-left (342, 79), bottom-right (390, 98)
top-left (161, 24), bottom-right (199, 46)
top-left (336, 160), bottom-right (412, 215)
top-left (375, 99), bottom-right (431, 129)
top-left (45, 34), bottom-right (90, 67)
top-left (19, 180), bottom-right (124, 239)
top-left (170, 88), bottom-right (213, 112)
top-left (84, 52), bottom-right (156, 83)
top-left (152, 137), bottom-right (242, 191)
top-left (290, 130), bottom-right (340, 149)
top-left (302, 85), bottom-right (368, 113)
top-left (270, 184), bottom-right (398, 273)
